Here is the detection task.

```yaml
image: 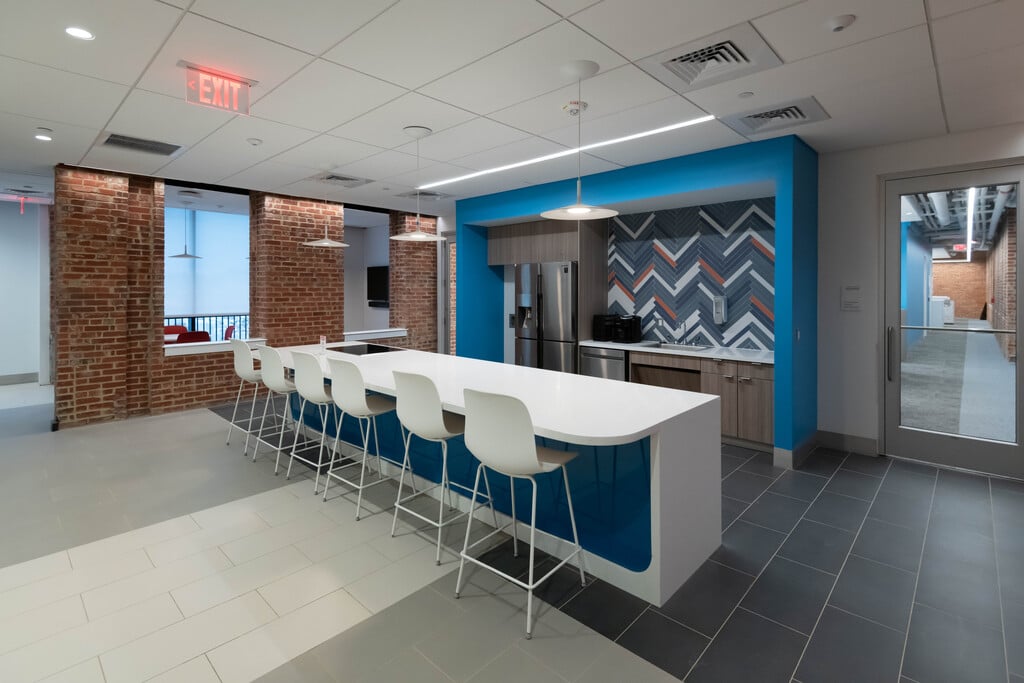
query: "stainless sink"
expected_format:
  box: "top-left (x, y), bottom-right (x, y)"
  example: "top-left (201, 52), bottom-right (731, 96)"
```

top-left (658, 342), bottom-right (711, 351)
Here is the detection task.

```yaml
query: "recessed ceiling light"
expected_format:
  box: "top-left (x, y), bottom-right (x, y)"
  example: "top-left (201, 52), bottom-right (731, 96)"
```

top-left (34, 127), bottom-right (53, 141)
top-left (246, 137), bottom-right (263, 146)
top-left (65, 27), bottom-right (95, 40)
top-left (825, 14), bottom-right (856, 33)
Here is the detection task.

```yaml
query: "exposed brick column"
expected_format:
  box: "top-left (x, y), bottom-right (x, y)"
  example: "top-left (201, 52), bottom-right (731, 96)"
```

top-left (250, 193), bottom-right (345, 346)
top-left (389, 212), bottom-right (438, 351)
top-left (125, 177), bottom-right (163, 416)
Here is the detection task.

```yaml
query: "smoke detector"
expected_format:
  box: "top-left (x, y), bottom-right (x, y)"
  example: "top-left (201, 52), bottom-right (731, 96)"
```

top-left (826, 14), bottom-right (856, 33)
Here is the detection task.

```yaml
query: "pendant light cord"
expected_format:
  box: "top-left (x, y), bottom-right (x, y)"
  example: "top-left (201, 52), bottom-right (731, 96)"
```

top-left (576, 77), bottom-right (582, 205)
top-left (415, 136), bottom-right (422, 230)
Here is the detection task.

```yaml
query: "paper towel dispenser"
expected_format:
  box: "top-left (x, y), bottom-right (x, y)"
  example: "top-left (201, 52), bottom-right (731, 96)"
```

top-left (713, 296), bottom-right (727, 325)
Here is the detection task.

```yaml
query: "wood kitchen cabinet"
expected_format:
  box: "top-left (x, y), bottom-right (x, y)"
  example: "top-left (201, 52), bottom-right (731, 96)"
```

top-left (700, 359), bottom-right (774, 445)
top-left (630, 352), bottom-right (702, 391)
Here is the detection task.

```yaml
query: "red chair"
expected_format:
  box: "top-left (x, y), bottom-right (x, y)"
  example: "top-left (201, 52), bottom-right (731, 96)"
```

top-left (177, 331), bottom-right (211, 343)
top-left (164, 325), bottom-right (188, 334)
top-left (224, 325), bottom-right (235, 340)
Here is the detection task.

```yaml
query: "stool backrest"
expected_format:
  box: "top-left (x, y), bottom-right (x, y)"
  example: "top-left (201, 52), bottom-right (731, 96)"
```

top-left (258, 346), bottom-right (292, 393)
top-left (327, 357), bottom-right (370, 415)
top-left (393, 371), bottom-right (449, 440)
top-left (292, 351), bottom-right (331, 404)
top-left (229, 338), bottom-right (260, 381)
top-left (463, 389), bottom-right (540, 476)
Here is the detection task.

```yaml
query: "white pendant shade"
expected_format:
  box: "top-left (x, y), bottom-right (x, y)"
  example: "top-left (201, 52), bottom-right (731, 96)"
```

top-left (390, 126), bottom-right (443, 243)
top-left (302, 224), bottom-right (348, 248)
top-left (171, 243), bottom-right (201, 259)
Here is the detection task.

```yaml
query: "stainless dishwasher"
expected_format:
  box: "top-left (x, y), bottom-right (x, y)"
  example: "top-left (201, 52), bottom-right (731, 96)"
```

top-left (580, 346), bottom-right (627, 381)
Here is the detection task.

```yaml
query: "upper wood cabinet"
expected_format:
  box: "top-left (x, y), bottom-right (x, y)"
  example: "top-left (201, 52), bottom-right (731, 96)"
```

top-left (487, 220), bottom-right (578, 264)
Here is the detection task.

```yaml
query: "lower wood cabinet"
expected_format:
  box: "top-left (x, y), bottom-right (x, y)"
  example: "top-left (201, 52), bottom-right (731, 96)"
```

top-left (699, 359), bottom-right (774, 445)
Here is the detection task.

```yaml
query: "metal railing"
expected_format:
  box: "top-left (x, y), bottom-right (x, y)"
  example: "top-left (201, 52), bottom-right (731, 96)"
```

top-left (164, 313), bottom-right (250, 341)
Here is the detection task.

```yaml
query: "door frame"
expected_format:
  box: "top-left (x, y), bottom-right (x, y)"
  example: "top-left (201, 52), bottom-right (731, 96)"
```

top-left (878, 160), bottom-right (1023, 477)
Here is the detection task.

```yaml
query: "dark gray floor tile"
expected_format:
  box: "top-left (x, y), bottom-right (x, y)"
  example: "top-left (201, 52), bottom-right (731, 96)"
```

top-left (1001, 552), bottom-right (1024, 606)
top-left (795, 606), bottom-right (904, 683)
top-left (616, 610), bottom-right (709, 679)
top-left (687, 608), bottom-right (806, 683)
top-left (1012, 675), bottom-right (1023, 683)
top-left (830, 554), bottom-right (916, 631)
top-left (740, 557), bottom-right (835, 635)
top-left (1004, 599), bottom-right (1024, 677)
top-left (710, 521), bottom-right (786, 576)
top-left (721, 453), bottom-right (746, 478)
top-left (924, 521), bottom-right (996, 569)
top-left (993, 488), bottom-right (1024, 529)
top-left (656, 560), bottom-right (754, 638)
top-left (916, 553), bottom-right (1002, 630)
top-left (739, 452), bottom-right (785, 479)
top-left (797, 450), bottom-right (845, 478)
top-left (930, 490), bottom-right (994, 539)
top-left (531, 557), bottom-right (588, 608)
top-left (721, 470), bottom-right (776, 503)
top-left (890, 458), bottom-right (938, 477)
top-left (991, 476), bottom-right (1024, 497)
top-left (768, 470), bottom-right (828, 502)
top-left (739, 492), bottom-right (809, 534)
top-left (561, 579), bottom-right (648, 640)
top-left (778, 519), bottom-right (856, 574)
top-left (804, 492), bottom-right (870, 532)
top-left (936, 468), bottom-right (990, 495)
top-left (825, 469), bottom-right (881, 501)
top-left (903, 602), bottom-right (1007, 683)
top-left (880, 468), bottom-right (937, 503)
top-left (840, 453), bottom-right (890, 478)
top-left (868, 489), bottom-right (932, 530)
top-left (721, 495), bottom-right (747, 530)
top-left (722, 443), bottom-right (762, 459)
top-left (852, 518), bottom-right (925, 573)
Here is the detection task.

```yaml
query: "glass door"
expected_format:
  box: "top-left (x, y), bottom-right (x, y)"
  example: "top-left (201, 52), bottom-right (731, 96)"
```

top-left (883, 166), bottom-right (1022, 477)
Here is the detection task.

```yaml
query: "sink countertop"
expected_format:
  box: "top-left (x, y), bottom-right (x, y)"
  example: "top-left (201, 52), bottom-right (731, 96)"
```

top-left (580, 339), bottom-right (774, 365)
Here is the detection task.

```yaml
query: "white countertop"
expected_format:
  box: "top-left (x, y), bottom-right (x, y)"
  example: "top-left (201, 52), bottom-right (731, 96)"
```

top-left (273, 343), bottom-right (717, 447)
top-left (580, 340), bottom-right (774, 365)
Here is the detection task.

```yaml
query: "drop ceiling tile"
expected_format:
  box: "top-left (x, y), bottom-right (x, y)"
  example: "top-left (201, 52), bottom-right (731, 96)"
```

top-left (507, 152), bottom-right (620, 187)
top-left (136, 13), bottom-right (312, 101)
top-left (382, 161), bottom-right (477, 187)
top-left (450, 136), bottom-right (570, 171)
top-left (490, 64), bottom-right (680, 135)
top-left (926, 0), bottom-right (1000, 19)
top-left (251, 59), bottom-right (404, 132)
top-left (0, 171), bottom-right (54, 198)
top-left (330, 92), bottom-right (475, 149)
top-left (541, 0), bottom-right (603, 17)
top-left (107, 89), bottom-right (234, 148)
top-left (0, 111), bottom-right (98, 176)
top-left (271, 134), bottom-right (384, 171)
top-left (753, 0), bottom-right (925, 63)
top-left (442, 174), bottom-right (531, 200)
top-left (332, 150), bottom-right (421, 181)
top-left (940, 42), bottom-right (1024, 132)
top-left (582, 120), bottom-right (746, 167)
top-left (0, 0), bottom-right (181, 85)
top-left (686, 25), bottom-right (934, 118)
top-left (0, 56), bottom-right (127, 129)
top-left (931, 0), bottom-right (1024, 63)
top-left (393, 118), bottom-right (530, 163)
top-left (568, 0), bottom-right (798, 61)
top-left (539, 96), bottom-right (709, 148)
top-left (189, 0), bottom-right (396, 55)
top-left (324, 0), bottom-right (558, 89)
top-left (220, 161), bottom-right (317, 191)
top-left (79, 144), bottom-right (172, 176)
top-left (418, 21), bottom-right (626, 114)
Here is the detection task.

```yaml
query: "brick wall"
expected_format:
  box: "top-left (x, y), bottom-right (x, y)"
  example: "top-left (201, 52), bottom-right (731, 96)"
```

top-left (388, 212), bottom-right (438, 351)
top-left (933, 255), bottom-right (987, 320)
top-left (449, 241), bottom-right (457, 355)
top-left (250, 193), bottom-right (345, 347)
top-left (990, 210), bottom-right (1017, 360)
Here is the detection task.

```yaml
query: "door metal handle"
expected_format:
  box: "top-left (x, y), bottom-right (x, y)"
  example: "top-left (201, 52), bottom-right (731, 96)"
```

top-left (886, 325), bottom-right (895, 382)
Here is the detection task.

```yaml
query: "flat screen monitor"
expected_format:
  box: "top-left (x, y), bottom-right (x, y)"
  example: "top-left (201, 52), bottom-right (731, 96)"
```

top-left (367, 265), bottom-right (389, 308)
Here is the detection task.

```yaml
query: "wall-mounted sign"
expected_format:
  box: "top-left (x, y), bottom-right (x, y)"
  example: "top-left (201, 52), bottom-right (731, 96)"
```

top-left (185, 67), bottom-right (249, 115)
top-left (840, 284), bottom-right (862, 312)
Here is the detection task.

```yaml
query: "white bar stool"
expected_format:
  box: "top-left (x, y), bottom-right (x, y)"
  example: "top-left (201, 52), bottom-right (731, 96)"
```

top-left (287, 351), bottom-right (336, 494)
top-left (455, 388), bottom-right (586, 639)
top-left (322, 356), bottom-right (397, 520)
top-left (251, 345), bottom-right (297, 466)
top-left (226, 338), bottom-right (263, 456)
top-left (391, 371), bottom-right (496, 565)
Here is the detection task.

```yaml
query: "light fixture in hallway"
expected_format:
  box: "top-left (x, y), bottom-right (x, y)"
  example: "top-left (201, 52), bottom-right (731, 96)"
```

top-left (391, 125), bottom-right (444, 243)
top-left (302, 221), bottom-right (348, 248)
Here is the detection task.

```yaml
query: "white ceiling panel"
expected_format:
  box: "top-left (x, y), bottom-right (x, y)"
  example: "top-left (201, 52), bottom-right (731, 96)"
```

top-left (136, 13), bottom-right (312, 101)
top-left (441, 174), bottom-right (531, 200)
top-left (568, 0), bottom-right (799, 61)
top-left (940, 42), bottom-right (1024, 132)
top-left (586, 120), bottom-right (747, 167)
top-left (0, 0), bottom-right (181, 85)
top-left (0, 171), bottom-right (54, 197)
top-left (540, 96), bottom-right (709, 148)
top-left (490, 64), bottom-right (680, 135)
top-left (419, 21), bottom-right (627, 114)
top-left (0, 112), bottom-right (98, 176)
top-left (330, 92), bottom-right (475, 149)
top-left (0, 56), bottom-right (127, 129)
top-left (753, 0), bottom-right (925, 63)
top-left (539, 0), bottom-right (603, 17)
top-left (931, 0), bottom-right (1024, 63)
top-left (270, 134), bottom-right (384, 171)
top-left (79, 144), bottom-right (173, 177)
top-left (393, 118), bottom-right (530, 163)
top-left (506, 152), bottom-right (620, 188)
top-left (251, 59), bottom-right (404, 132)
top-left (449, 136), bottom-right (570, 172)
top-left (926, 0), bottom-right (1000, 19)
top-left (383, 161), bottom-right (478, 187)
top-left (106, 89), bottom-right (234, 148)
top-left (190, 0), bottom-right (397, 55)
top-left (324, 0), bottom-right (558, 90)
top-left (332, 150), bottom-right (421, 181)
top-left (219, 161), bottom-right (317, 191)
top-left (686, 26), bottom-right (935, 117)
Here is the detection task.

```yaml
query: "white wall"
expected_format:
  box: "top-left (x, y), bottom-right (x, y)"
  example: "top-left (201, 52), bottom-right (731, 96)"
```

top-left (818, 121), bottom-right (1024, 442)
top-left (364, 224), bottom-right (389, 330)
top-left (0, 201), bottom-right (43, 378)
top-left (342, 225), bottom-right (390, 333)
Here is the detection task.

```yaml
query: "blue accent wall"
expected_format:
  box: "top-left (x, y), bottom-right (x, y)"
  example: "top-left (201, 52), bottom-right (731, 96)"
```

top-left (455, 136), bottom-right (818, 452)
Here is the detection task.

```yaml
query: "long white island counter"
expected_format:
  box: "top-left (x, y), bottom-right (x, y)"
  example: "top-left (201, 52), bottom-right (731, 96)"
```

top-left (274, 342), bottom-right (721, 606)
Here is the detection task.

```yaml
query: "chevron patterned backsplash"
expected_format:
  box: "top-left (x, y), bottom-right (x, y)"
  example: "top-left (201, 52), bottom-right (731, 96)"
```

top-left (608, 197), bottom-right (775, 350)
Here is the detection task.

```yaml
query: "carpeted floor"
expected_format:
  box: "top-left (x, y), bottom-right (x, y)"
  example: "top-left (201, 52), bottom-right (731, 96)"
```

top-left (900, 327), bottom-right (967, 434)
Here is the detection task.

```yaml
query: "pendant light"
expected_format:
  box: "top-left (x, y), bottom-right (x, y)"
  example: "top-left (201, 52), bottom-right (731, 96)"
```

top-left (541, 60), bottom-right (618, 221)
top-left (172, 201), bottom-right (203, 257)
top-left (302, 221), bottom-right (348, 248)
top-left (391, 125), bottom-right (445, 242)
top-left (171, 243), bottom-right (201, 259)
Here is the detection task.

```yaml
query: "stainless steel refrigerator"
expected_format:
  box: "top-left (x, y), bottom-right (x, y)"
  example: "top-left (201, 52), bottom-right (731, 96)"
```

top-left (514, 261), bottom-right (577, 373)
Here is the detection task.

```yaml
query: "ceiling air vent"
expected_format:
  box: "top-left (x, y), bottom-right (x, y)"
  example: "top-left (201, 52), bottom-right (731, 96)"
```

top-left (394, 190), bottom-right (452, 201)
top-left (638, 22), bottom-right (781, 94)
top-left (721, 97), bottom-right (830, 137)
top-left (310, 173), bottom-right (372, 189)
top-left (102, 133), bottom-right (181, 156)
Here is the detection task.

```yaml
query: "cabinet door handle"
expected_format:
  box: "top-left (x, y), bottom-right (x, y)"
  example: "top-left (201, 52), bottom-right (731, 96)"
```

top-left (738, 376), bottom-right (752, 382)
top-left (722, 374), bottom-right (735, 379)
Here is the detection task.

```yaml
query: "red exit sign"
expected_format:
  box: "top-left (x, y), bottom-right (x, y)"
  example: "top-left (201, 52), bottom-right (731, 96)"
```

top-left (952, 243), bottom-right (967, 252)
top-left (186, 67), bottom-right (249, 115)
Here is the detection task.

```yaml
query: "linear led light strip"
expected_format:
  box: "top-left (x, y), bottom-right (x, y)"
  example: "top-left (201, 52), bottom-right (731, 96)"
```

top-left (966, 186), bottom-right (976, 263)
top-left (417, 114), bottom-right (716, 190)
